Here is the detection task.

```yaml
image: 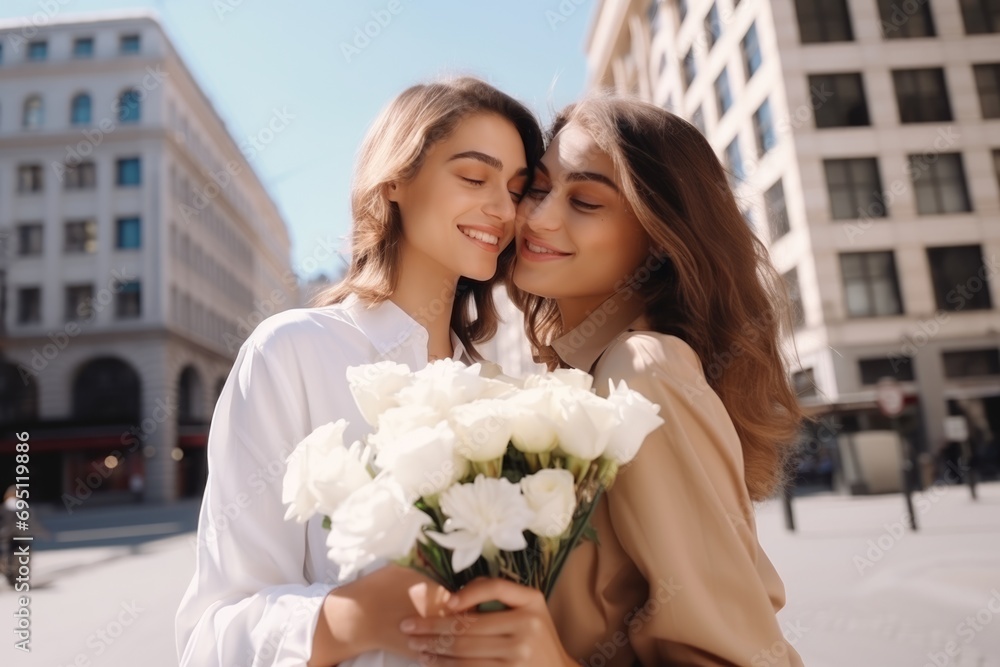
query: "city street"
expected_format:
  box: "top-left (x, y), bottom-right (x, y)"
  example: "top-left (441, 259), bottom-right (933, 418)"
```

top-left (1, 484), bottom-right (998, 666)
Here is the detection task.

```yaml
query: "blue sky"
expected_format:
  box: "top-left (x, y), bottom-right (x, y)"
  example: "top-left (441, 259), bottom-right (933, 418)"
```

top-left (2, 0), bottom-right (595, 282)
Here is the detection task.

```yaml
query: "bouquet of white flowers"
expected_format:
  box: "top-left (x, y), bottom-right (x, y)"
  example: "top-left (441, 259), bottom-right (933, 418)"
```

top-left (282, 359), bottom-right (664, 601)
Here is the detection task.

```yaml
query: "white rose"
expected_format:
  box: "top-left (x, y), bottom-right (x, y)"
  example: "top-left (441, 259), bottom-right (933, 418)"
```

top-left (604, 379), bottom-right (665, 465)
top-left (281, 421), bottom-right (373, 523)
top-left (375, 421), bottom-right (468, 499)
top-left (549, 386), bottom-right (621, 461)
top-left (346, 361), bottom-right (413, 425)
top-left (397, 359), bottom-right (493, 412)
top-left (449, 399), bottom-right (513, 462)
top-left (523, 368), bottom-right (594, 392)
top-left (520, 469), bottom-right (577, 538)
top-left (326, 477), bottom-right (432, 582)
top-left (503, 391), bottom-right (559, 454)
top-left (368, 404), bottom-right (443, 453)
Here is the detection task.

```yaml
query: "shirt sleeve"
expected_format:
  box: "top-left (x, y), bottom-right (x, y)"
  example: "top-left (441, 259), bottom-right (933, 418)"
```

top-left (174, 332), bottom-right (336, 667)
top-left (597, 333), bottom-right (803, 667)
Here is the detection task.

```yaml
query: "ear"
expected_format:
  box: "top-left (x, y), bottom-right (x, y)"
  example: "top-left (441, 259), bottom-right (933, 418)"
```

top-left (385, 181), bottom-right (402, 203)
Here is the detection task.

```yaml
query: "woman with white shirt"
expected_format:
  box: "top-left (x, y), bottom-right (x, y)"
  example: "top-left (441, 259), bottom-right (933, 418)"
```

top-left (174, 77), bottom-right (543, 667)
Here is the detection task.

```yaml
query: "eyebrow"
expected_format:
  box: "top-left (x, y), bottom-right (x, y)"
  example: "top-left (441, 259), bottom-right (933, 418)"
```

top-left (448, 151), bottom-right (503, 171)
top-left (536, 161), bottom-right (620, 193)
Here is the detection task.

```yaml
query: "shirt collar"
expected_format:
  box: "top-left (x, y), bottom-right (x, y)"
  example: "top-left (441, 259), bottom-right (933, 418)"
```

top-left (550, 289), bottom-right (648, 372)
top-left (342, 294), bottom-right (469, 364)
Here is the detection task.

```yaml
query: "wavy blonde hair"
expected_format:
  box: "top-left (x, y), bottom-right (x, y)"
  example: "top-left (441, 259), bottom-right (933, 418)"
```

top-left (313, 77), bottom-right (544, 360)
top-left (508, 97), bottom-right (804, 501)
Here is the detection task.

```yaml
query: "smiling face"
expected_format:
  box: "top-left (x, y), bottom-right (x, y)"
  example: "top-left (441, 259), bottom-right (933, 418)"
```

top-left (389, 112), bottom-right (528, 283)
top-left (512, 121), bottom-right (650, 320)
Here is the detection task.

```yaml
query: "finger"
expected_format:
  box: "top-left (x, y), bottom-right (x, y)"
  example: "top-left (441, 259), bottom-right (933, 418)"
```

top-left (446, 577), bottom-right (543, 613)
top-left (410, 634), bottom-right (513, 660)
top-left (401, 609), bottom-right (521, 637)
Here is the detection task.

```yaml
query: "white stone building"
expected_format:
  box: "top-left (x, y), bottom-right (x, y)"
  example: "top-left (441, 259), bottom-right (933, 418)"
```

top-left (585, 0), bottom-right (1000, 475)
top-left (0, 11), bottom-right (298, 503)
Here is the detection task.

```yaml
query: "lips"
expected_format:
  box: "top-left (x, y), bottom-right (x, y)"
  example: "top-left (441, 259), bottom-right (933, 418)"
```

top-left (459, 226), bottom-right (500, 247)
top-left (518, 234), bottom-right (572, 263)
top-left (521, 234), bottom-right (570, 256)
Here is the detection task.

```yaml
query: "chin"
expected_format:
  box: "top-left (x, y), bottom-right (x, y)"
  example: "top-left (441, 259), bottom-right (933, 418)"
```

top-left (512, 269), bottom-right (558, 299)
top-left (462, 261), bottom-right (498, 283)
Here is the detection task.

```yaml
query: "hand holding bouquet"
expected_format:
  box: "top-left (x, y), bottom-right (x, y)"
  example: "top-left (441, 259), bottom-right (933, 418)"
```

top-left (282, 359), bottom-right (664, 600)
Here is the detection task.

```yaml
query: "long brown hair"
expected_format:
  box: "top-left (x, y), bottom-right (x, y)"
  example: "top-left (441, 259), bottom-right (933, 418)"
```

top-left (508, 96), bottom-right (804, 501)
top-left (312, 77), bottom-right (544, 360)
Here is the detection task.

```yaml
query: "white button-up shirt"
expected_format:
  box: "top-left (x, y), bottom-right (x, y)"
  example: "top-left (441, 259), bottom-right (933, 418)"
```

top-left (175, 295), bottom-right (471, 667)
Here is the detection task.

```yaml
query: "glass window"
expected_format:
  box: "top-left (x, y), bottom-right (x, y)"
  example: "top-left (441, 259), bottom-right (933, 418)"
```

top-left (793, 369), bottom-right (817, 397)
top-left (725, 137), bottom-right (744, 187)
top-left (909, 153), bottom-right (971, 215)
top-left (794, 0), bottom-right (853, 43)
top-left (810, 73), bottom-right (870, 127)
top-left (17, 165), bottom-right (43, 193)
top-left (118, 89), bottom-right (141, 123)
top-left (120, 34), bottom-right (141, 55)
top-left (714, 67), bottom-right (732, 118)
top-left (877, 0), bottom-right (936, 37)
top-left (117, 282), bottom-right (142, 319)
top-left (691, 105), bottom-right (706, 135)
top-left (927, 246), bottom-right (992, 311)
top-left (973, 63), bottom-right (1000, 119)
top-left (959, 0), bottom-right (1000, 34)
top-left (860, 357), bottom-right (916, 385)
top-left (16, 287), bottom-right (42, 325)
top-left (71, 93), bottom-right (91, 125)
top-left (753, 98), bottom-right (776, 157)
top-left (994, 149), bottom-right (1000, 193)
top-left (65, 285), bottom-right (95, 322)
top-left (765, 179), bottom-right (790, 241)
top-left (22, 95), bottom-right (43, 128)
top-left (704, 3), bottom-right (722, 50)
top-left (73, 37), bottom-right (94, 58)
top-left (943, 349), bottom-right (1000, 378)
top-left (840, 251), bottom-right (904, 317)
top-left (64, 161), bottom-right (96, 190)
top-left (649, 0), bottom-right (664, 33)
top-left (823, 158), bottom-right (886, 220)
top-left (27, 41), bottom-right (47, 61)
top-left (893, 68), bottom-right (952, 123)
top-left (64, 220), bottom-right (97, 254)
top-left (783, 267), bottom-right (805, 328)
top-left (741, 22), bottom-right (762, 81)
top-left (116, 217), bottom-right (142, 249)
top-left (17, 224), bottom-right (43, 256)
top-left (682, 47), bottom-right (697, 89)
top-left (116, 157), bottom-right (142, 186)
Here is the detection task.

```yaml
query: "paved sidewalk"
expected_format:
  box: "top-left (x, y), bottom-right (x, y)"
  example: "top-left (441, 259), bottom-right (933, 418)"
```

top-left (759, 481), bottom-right (1000, 666)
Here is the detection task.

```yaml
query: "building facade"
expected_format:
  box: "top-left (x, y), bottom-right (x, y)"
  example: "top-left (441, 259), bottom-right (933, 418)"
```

top-left (585, 0), bottom-right (1000, 476)
top-left (0, 11), bottom-right (298, 504)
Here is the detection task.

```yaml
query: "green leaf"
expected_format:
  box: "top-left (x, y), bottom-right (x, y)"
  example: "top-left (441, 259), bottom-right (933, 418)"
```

top-left (581, 523), bottom-right (601, 547)
top-left (321, 515), bottom-right (331, 531)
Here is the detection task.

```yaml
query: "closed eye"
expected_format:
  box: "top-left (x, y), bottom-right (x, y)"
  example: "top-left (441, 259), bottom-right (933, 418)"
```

top-left (461, 177), bottom-right (485, 186)
top-left (572, 199), bottom-right (601, 211)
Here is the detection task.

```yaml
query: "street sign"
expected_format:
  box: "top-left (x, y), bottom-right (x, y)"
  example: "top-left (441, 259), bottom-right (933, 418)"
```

top-left (944, 416), bottom-right (969, 442)
top-left (875, 377), bottom-right (905, 418)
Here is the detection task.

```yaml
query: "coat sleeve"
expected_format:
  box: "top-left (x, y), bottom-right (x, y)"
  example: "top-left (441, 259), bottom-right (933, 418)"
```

top-left (597, 333), bottom-right (803, 667)
top-left (174, 333), bottom-right (336, 667)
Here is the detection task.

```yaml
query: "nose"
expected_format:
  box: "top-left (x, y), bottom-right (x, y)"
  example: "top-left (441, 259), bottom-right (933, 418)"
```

top-left (519, 191), bottom-right (560, 233)
top-left (483, 185), bottom-right (517, 226)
